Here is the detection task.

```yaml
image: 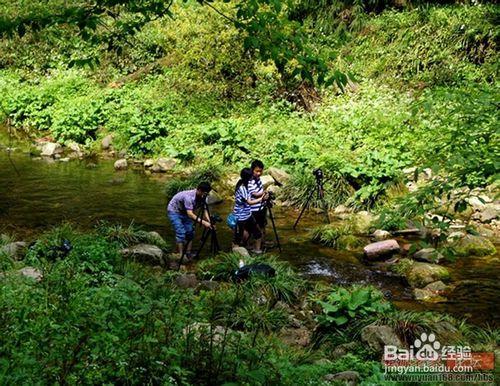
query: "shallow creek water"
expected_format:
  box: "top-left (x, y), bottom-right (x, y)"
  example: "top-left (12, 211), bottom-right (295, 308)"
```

top-left (0, 141), bottom-right (498, 327)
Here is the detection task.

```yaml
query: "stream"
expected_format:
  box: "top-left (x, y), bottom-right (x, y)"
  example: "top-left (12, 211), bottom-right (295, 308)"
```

top-left (1, 139), bottom-right (499, 327)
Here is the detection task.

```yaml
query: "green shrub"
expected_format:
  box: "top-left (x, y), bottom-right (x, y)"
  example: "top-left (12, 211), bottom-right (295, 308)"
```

top-left (315, 285), bottom-right (392, 327)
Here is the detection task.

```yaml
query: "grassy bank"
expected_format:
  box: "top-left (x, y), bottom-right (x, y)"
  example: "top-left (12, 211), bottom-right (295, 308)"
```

top-left (1, 224), bottom-right (497, 384)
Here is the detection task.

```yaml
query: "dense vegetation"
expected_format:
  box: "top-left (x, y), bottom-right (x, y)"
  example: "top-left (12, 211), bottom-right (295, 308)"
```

top-left (1, 1), bottom-right (497, 210)
top-left (1, 225), bottom-right (498, 384)
top-left (0, 1), bottom-right (498, 384)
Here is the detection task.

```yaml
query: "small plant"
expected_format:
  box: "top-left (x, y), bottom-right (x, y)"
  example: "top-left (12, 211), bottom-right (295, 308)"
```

top-left (315, 285), bottom-right (392, 327)
top-left (95, 221), bottom-right (168, 249)
top-left (310, 224), bottom-right (363, 250)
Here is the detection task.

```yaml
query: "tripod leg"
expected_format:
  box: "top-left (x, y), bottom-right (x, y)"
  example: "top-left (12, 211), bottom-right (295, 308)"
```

top-left (195, 227), bottom-right (210, 259)
top-left (268, 207), bottom-right (282, 252)
top-left (318, 183), bottom-right (330, 224)
top-left (293, 186), bottom-right (317, 230)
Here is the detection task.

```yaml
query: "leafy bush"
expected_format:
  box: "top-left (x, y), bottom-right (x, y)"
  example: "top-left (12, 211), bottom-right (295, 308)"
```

top-left (315, 285), bottom-right (392, 327)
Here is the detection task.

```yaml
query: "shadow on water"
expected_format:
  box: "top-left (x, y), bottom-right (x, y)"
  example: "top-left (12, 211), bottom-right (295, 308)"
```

top-left (0, 147), bottom-right (498, 327)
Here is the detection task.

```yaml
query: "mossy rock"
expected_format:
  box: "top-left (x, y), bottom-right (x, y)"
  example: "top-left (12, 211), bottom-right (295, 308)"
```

top-left (449, 234), bottom-right (496, 257)
top-left (393, 259), bottom-right (450, 288)
top-left (406, 262), bottom-right (450, 288)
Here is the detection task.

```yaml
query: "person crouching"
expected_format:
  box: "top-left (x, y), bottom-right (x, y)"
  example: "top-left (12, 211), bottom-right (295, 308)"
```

top-left (167, 182), bottom-right (213, 259)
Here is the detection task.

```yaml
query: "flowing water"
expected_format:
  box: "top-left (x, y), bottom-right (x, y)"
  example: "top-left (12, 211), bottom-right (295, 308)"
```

top-left (1, 136), bottom-right (499, 326)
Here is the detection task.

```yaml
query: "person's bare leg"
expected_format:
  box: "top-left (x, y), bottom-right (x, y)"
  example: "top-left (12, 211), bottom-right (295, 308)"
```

top-left (185, 240), bottom-right (193, 255)
top-left (177, 242), bottom-right (184, 256)
top-left (254, 238), bottom-right (262, 252)
top-left (242, 230), bottom-right (250, 247)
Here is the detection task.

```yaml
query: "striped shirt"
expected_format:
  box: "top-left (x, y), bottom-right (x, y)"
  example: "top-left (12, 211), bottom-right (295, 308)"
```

top-left (234, 185), bottom-right (252, 221)
top-left (248, 177), bottom-right (264, 212)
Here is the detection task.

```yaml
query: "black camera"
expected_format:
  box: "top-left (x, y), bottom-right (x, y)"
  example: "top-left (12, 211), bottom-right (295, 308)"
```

top-left (210, 214), bottom-right (223, 223)
top-left (313, 168), bottom-right (324, 180)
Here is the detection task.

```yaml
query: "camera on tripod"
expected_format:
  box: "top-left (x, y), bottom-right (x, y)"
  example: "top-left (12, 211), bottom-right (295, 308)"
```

top-left (210, 214), bottom-right (223, 223)
top-left (313, 168), bottom-right (324, 181)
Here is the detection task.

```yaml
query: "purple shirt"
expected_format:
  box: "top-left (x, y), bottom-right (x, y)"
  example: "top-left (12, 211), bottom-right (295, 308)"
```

top-left (167, 189), bottom-right (197, 214)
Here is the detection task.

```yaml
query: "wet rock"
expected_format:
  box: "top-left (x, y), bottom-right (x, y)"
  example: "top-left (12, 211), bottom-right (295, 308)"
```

top-left (206, 190), bottom-right (223, 205)
top-left (405, 261), bottom-right (450, 288)
top-left (232, 246), bottom-right (250, 258)
top-left (120, 244), bottom-right (164, 264)
top-left (144, 159), bottom-right (154, 168)
top-left (473, 203), bottom-right (499, 223)
top-left (67, 142), bottom-right (83, 159)
top-left (19, 267), bottom-right (43, 282)
top-left (40, 142), bottom-right (63, 157)
top-left (101, 134), bottom-right (113, 150)
top-left (424, 280), bottom-right (448, 292)
top-left (156, 157), bottom-right (177, 172)
top-left (114, 158), bottom-right (128, 170)
top-left (413, 281), bottom-right (447, 303)
top-left (1, 241), bottom-right (28, 260)
top-left (363, 240), bottom-right (400, 260)
top-left (323, 371), bottom-right (360, 385)
top-left (361, 324), bottom-right (402, 353)
top-left (448, 234), bottom-right (496, 257)
top-left (279, 327), bottom-right (311, 347)
top-left (413, 248), bottom-right (443, 264)
top-left (447, 231), bottom-right (466, 242)
top-left (372, 229), bottom-right (391, 241)
top-left (175, 273), bottom-right (199, 289)
top-left (466, 196), bottom-right (487, 211)
top-left (268, 167), bottom-right (290, 185)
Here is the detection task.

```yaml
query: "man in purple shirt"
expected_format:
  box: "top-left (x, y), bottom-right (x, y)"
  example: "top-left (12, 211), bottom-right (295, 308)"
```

top-left (167, 182), bottom-right (213, 258)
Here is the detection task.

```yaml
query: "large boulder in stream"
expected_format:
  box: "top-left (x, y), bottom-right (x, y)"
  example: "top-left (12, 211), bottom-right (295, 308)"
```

top-left (363, 240), bottom-right (400, 260)
top-left (395, 259), bottom-right (450, 288)
top-left (447, 234), bottom-right (496, 257)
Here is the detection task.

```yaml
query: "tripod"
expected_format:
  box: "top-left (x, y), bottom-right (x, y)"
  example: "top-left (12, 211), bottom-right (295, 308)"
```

top-left (293, 169), bottom-right (330, 229)
top-left (193, 195), bottom-right (220, 259)
top-left (258, 195), bottom-right (282, 253)
top-left (177, 194), bottom-right (219, 269)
